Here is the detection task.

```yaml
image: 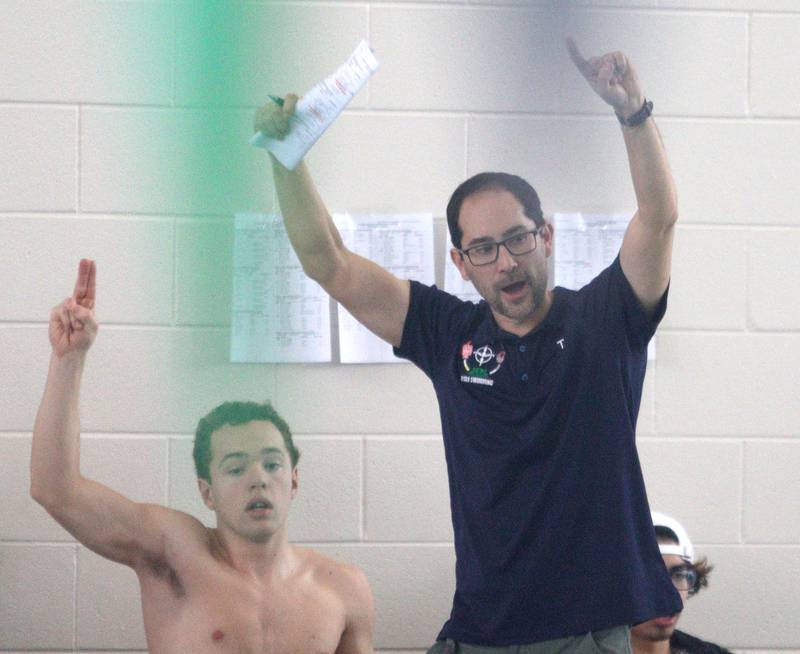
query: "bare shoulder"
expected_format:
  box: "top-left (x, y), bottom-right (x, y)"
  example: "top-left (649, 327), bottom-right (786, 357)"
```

top-left (295, 547), bottom-right (375, 654)
top-left (297, 547), bottom-right (373, 605)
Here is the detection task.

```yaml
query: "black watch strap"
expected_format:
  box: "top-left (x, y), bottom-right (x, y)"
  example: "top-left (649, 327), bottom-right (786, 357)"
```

top-left (616, 99), bottom-right (653, 127)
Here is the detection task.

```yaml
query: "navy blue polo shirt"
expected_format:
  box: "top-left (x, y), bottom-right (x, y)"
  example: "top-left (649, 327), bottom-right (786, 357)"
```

top-left (394, 257), bottom-right (682, 646)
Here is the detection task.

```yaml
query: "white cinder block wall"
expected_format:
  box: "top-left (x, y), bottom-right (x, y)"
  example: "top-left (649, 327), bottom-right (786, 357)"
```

top-left (1, 1), bottom-right (798, 652)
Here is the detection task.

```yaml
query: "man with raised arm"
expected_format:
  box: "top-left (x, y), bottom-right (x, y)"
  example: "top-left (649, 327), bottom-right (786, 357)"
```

top-left (255, 40), bottom-right (680, 653)
top-left (31, 259), bottom-right (374, 654)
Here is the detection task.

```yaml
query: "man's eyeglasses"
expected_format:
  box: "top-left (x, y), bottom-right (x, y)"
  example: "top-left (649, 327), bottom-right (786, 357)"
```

top-left (458, 227), bottom-right (545, 266)
top-left (667, 564), bottom-right (698, 592)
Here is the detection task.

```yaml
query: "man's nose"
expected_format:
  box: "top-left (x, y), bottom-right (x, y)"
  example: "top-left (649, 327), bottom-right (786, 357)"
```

top-left (495, 244), bottom-right (518, 272)
top-left (248, 465), bottom-right (268, 488)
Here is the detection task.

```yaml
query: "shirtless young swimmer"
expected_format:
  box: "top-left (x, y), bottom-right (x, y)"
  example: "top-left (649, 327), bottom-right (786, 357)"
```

top-left (30, 259), bottom-right (375, 654)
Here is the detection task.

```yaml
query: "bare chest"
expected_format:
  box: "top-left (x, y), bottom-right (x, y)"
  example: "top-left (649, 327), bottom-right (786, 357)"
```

top-left (140, 565), bottom-right (346, 654)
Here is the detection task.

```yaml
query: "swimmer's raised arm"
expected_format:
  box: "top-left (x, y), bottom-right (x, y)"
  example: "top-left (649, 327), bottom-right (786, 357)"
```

top-left (30, 260), bottom-right (200, 567)
top-left (254, 95), bottom-right (410, 348)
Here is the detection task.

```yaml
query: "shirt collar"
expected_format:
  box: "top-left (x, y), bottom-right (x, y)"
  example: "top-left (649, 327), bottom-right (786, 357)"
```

top-left (474, 288), bottom-right (566, 343)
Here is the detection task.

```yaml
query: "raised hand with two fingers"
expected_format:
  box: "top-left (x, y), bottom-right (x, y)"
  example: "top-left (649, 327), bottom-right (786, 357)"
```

top-left (49, 259), bottom-right (98, 358)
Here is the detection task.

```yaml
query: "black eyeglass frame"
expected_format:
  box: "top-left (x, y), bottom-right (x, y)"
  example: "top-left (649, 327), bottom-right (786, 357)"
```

top-left (667, 563), bottom-right (699, 592)
top-left (457, 226), bottom-right (547, 266)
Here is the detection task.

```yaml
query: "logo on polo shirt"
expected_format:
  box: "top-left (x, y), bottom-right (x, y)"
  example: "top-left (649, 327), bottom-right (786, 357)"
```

top-left (460, 340), bottom-right (505, 387)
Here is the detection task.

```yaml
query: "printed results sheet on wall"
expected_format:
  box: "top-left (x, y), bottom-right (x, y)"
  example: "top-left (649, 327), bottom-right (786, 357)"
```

top-left (334, 213), bottom-right (435, 363)
top-left (231, 213), bottom-right (331, 363)
top-left (553, 212), bottom-right (630, 289)
top-left (443, 235), bottom-right (482, 304)
top-left (553, 212), bottom-right (655, 360)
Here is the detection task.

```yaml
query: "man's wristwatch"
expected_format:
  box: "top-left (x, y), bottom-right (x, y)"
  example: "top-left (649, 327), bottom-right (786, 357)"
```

top-left (616, 99), bottom-right (653, 128)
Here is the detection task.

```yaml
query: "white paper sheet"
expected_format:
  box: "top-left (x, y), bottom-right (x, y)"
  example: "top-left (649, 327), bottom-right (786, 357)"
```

top-left (231, 213), bottom-right (331, 363)
top-left (553, 212), bottom-right (655, 359)
top-left (554, 213), bottom-right (630, 289)
top-left (250, 40), bottom-right (380, 170)
top-left (334, 213), bottom-right (435, 363)
top-left (443, 233), bottom-right (483, 304)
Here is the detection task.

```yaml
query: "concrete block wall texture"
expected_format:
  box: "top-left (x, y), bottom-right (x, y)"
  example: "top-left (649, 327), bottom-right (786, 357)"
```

top-left (1, 0), bottom-right (798, 652)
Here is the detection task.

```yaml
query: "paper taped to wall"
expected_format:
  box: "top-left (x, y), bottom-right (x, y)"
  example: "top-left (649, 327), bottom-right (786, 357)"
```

top-left (249, 40), bottom-right (380, 170)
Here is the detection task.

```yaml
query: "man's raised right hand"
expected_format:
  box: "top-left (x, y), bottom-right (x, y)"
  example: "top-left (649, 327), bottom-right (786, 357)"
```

top-left (49, 259), bottom-right (98, 358)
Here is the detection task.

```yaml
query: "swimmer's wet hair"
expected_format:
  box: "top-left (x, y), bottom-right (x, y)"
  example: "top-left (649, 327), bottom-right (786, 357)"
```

top-left (193, 401), bottom-right (300, 482)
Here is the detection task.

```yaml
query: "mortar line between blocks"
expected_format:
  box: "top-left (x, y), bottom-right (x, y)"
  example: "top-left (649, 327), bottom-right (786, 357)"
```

top-left (744, 226), bottom-right (754, 332)
top-left (172, 218), bottom-right (178, 326)
top-left (72, 542), bottom-right (78, 651)
top-left (745, 12), bottom-right (752, 118)
top-left (170, 1), bottom-right (177, 110)
top-left (366, 5), bottom-right (372, 112)
top-left (739, 440), bottom-right (746, 545)
top-left (76, 105), bottom-right (81, 214)
top-left (361, 436), bottom-right (367, 542)
top-left (463, 116), bottom-right (469, 180)
top-left (165, 434), bottom-right (172, 508)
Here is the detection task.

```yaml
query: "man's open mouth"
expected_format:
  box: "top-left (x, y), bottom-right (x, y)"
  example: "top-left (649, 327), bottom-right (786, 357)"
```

top-left (501, 280), bottom-right (526, 294)
top-left (246, 499), bottom-right (274, 511)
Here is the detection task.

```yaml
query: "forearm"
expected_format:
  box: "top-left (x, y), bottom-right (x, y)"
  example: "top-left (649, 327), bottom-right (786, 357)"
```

top-left (622, 117), bottom-right (678, 230)
top-left (30, 353), bottom-right (86, 505)
top-left (271, 157), bottom-right (348, 285)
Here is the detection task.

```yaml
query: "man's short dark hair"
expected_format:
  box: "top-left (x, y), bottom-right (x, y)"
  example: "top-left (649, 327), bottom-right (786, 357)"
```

top-left (655, 526), bottom-right (713, 597)
top-left (446, 172), bottom-right (545, 250)
top-left (193, 401), bottom-right (300, 482)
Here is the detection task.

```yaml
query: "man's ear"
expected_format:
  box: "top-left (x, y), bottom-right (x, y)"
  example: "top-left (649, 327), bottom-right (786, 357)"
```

top-left (290, 467), bottom-right (299, 500)
top-left (450, 248), bottom-right (470, 281)
top-left (541, 223), bottom-right (554, 258)
top-left (198, 478), bottom-right (215, 511)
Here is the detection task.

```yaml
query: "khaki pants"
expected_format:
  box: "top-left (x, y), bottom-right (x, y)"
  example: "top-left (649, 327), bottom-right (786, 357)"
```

top-left (426, 625), bottom-right (631, 654)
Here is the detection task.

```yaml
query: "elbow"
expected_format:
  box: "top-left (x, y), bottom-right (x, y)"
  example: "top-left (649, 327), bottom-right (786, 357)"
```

top-left (662, 188), bottom-right (680, 226)
top-left (640, 200), bottom-right (678, 232)
top-left (663, 194), bottom-right (679, 226)
top-left (301, 247), bottom-right (349, 290)
top-left (30, 480), bottom-right (53, 510)
top-left (638, 182), bottom-right (679, 229)
top-left (660, 207), bottom-right (679, 232)
top-left (30, 474), bottom-right (76, 513)
top-left (30, 459), bottom-right (50, 507)
top-left (300, 259), bottom-right (331, 285)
